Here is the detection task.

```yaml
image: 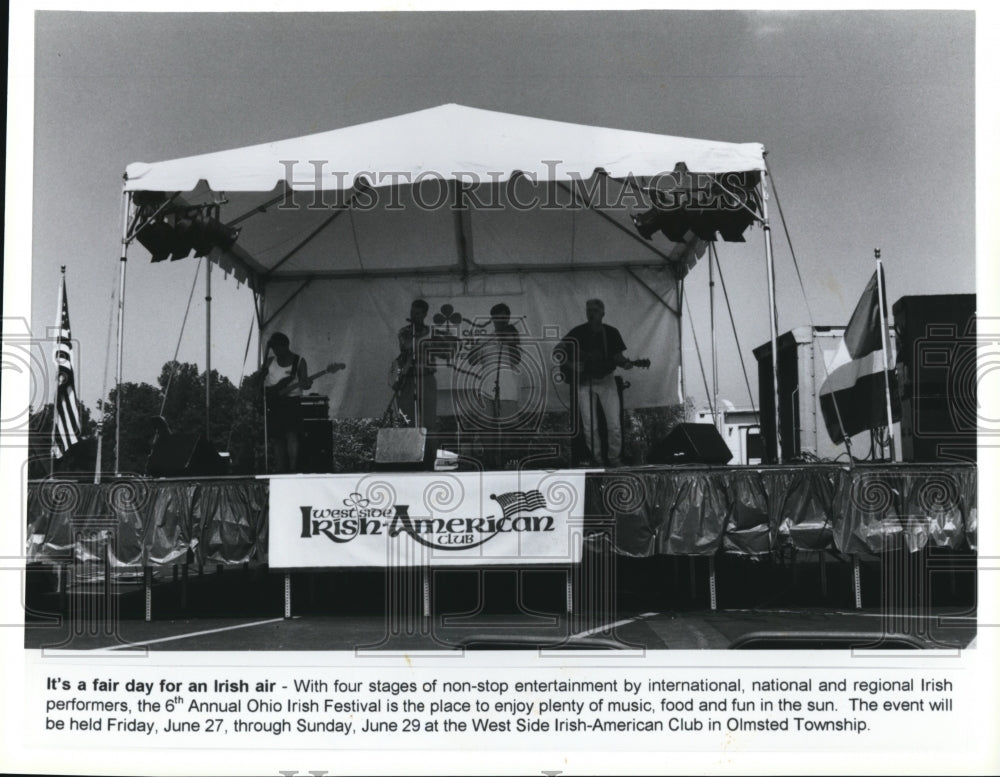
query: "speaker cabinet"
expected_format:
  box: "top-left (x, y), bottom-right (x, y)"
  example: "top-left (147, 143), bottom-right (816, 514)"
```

top-left (648, 423), bottom-right (733, 465)
top-left (892, 294), bottom-right (976, 463)
top-left (301, 420), bottom-right (333, 473)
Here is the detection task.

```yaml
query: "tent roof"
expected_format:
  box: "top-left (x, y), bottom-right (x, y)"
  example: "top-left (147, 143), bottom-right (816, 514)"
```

top-left (124, 103), bottom-right (766, 192)
top-left (125, 105), bottom-right (765, 286)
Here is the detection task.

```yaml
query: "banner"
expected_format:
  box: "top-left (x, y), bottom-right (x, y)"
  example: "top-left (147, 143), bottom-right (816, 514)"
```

top-left (268, 470), bottom-right (587, 568)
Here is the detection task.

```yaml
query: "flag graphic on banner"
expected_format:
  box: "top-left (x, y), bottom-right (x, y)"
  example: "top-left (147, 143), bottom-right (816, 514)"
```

top-left (490, 490), bottom-right (547, 519)
top-left (819, 269), bottom-right (899, 444)
top-left (52, 275), bottom-right (82, 458)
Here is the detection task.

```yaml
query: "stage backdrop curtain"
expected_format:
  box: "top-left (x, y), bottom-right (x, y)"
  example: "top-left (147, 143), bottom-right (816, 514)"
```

top-left (262, 266), bottom-right (681, 418)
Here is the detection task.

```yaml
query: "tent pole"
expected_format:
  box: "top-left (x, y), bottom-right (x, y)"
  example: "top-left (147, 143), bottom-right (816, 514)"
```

top-left (761, 168), bottom-right (783, 463)
top-left (678, 277), bottom-right (686, 409)
top-left (115, 187), bottom-right (132, 476)
top-left (205, 257), bottom-right (212, 437)
top-left (709, 245), bottom-right (720, 432)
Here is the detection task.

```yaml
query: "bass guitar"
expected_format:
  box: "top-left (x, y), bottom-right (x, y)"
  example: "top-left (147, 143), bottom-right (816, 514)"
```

top-left (266, 362), bottom-right (346, 404)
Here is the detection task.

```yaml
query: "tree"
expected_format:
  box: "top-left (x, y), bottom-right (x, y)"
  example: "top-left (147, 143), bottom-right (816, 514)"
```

top-left (96, 361), bottom-right (252, 475)
top-left (27, 402), bottom-right (97, 479)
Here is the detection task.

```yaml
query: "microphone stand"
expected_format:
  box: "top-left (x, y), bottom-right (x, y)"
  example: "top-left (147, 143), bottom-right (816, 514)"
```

top-left (588, 377), bottom-right (595, 468)
top-left (261, 345), bottom-right (270, 474)
top-left (411, 319), bottom-right (420, 430)
top-left (493, 333), bottom-right (503, 470)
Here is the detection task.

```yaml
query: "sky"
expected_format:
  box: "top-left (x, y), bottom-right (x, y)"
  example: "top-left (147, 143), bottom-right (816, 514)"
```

top-left (17, 8), bottom-right (979, 415)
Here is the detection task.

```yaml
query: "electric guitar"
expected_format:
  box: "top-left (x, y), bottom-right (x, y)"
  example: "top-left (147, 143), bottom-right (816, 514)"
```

top-left (560, 355), bottom-right (651, 383)
top-left (266, 362), bottom-right (346, 403)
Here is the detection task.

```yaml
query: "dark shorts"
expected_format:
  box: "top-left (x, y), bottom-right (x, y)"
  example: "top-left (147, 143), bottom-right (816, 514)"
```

top-left (267, 396), bottom-right (303, 434)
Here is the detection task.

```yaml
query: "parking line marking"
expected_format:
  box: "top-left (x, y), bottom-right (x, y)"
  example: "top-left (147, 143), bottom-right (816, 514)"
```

top-left (93, 617), bottom-right (288, 651)
top-left (569, 612), bottom-right (658, 640)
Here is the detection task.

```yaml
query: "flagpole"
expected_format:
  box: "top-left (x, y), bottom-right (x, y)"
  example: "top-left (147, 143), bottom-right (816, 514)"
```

top-left (709, 245), bottom-right (720, 432)
top-left (761, 165), bottom-right (782, 463)
top-left (49, 267), bottom-right (66, 476)
top-left (874, 248), bottom-right (896, 461)
top-left (115, 187), bottom-right (132, 475)
top-left (205, 257), bottom-right (212, 437)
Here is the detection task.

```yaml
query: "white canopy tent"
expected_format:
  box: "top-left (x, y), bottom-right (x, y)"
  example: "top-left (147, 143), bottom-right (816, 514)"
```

top-left (118, 104), bottom-right (779, 466)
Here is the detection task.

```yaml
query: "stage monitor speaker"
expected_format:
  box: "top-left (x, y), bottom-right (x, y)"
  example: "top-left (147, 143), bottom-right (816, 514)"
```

top-left (147, 433), bottom-right (227, 478)
top-left (648, 423), bottom-right (733, 465)
top-left (375, 428), bottom-right (429, 470)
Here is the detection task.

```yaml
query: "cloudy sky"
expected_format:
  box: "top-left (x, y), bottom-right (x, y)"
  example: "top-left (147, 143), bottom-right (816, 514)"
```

top-left (12, 7), bottom-right (981, 414)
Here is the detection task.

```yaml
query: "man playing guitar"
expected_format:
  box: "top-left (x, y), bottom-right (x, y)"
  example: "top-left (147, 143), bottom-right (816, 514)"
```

top-left (261, 332), bottom-right (313, 473)
top-left (394, 299), bottom-right (438, 431)
top-left (556, 299), bottom-right (641, 468)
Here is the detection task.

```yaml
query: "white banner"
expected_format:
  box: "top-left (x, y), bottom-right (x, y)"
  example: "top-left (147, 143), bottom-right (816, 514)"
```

top-left (268, 470), bottom-right (586, 568)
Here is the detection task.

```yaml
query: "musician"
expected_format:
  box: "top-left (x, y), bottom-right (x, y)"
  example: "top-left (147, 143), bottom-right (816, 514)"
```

top-left (556, 299), bottom-right (634, 467)
top-left (396, 299), bottom-right (437, 431)
top-left (261, 332), bottom-right (312, 473)
top-left (467, 303), bottom-right (523, 424)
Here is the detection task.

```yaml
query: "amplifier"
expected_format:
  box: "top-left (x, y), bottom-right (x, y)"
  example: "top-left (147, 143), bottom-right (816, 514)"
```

top-left (300, 394), bottom-right (330, 420)
top-left (375, 428), bottom-right (429, 470)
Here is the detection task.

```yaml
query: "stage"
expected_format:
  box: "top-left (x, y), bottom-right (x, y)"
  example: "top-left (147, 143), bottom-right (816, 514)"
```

top-left (26, 462), bottom-right (976, 621)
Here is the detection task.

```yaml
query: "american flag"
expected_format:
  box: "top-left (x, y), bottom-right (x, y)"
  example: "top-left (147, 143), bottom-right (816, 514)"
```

top-left (490, 489), bottom-right (547, 519)
top-left (51, 274), bottom-right (81, 458)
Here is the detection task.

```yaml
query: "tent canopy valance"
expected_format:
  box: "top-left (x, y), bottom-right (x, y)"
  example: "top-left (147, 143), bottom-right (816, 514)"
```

top-left (123, 104), bottom-right (767, 288)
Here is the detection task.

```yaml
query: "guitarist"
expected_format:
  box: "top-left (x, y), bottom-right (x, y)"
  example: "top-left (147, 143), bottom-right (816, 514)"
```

top-left (395, 299), bottom-right (438, 432)
top-left (556, 299), bottom-right (636, 468)
top-left (261, 332), bottom-right (312, 473)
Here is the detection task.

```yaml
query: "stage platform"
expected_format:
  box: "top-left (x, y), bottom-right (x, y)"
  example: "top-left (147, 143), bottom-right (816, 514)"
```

top-left (26, 463), bottom-right (976, 619)
top-left (27, 463), bottom-right (977, 564)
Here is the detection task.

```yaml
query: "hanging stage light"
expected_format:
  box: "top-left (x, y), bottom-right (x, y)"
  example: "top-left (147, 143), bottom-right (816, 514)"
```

top-left (631, 207), bottom-right (667, 240)
top-left (715, 209), bottom-right (752, 242)
top-left (659, 212), bottom-right (690, 244)
top-left (688, 212), bottom-right (719, 242)
top-left (198, 206), bottom-right (241, 252)
top-left (134, 204), bottom-right (179, 263)
top-left (135, 202), bottom-right (241, 262)
top-left (632, 170), bottom-right (761, 244)
top-left (171, 211), bottom-right (199, 260)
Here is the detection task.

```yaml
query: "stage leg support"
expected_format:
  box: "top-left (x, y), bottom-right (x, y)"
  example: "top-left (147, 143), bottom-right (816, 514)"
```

top-left (57, 562), bottom-right (68, 616)
top-left (566, 572), bottom-right (574, 615)
top-left (144, 566), bottom-right (152, 623)
top-left (852, 556), bottom-right (862, 609)
top-left (708, 555), bottom-right (717, 611)
top-left (422, 567), bottom-right (431, 619)
top-left (284, 572), bottom-right (292, 619)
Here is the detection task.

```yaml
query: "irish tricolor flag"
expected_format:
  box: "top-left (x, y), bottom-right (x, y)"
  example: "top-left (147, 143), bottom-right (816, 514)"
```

top-left (819, 268), bottom-right (899, 444)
